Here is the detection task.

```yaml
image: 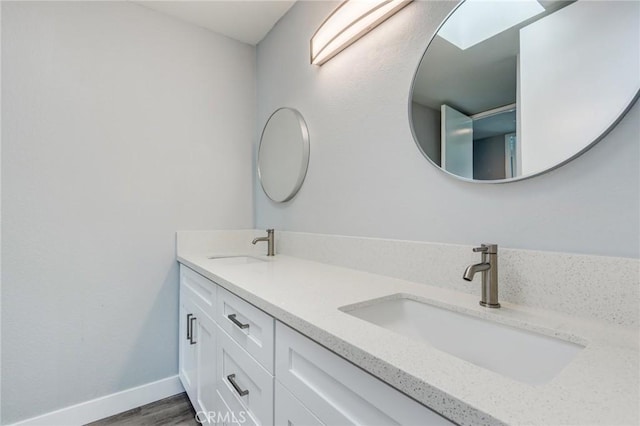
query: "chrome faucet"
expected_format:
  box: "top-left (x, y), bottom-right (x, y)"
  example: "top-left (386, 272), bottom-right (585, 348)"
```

top-left (252, 229), bottom-right (275, 256)
top-left (463, 243), bottom-right (500, 308)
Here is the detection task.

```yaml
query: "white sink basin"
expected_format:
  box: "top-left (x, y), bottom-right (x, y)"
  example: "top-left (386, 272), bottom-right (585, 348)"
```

top-left (207, 255), bottom-right (266, 265)
top-left (341, 297), bottom-right (584, 385)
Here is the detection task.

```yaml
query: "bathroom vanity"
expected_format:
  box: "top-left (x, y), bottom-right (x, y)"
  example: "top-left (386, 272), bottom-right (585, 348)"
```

top-left (178, 264), bottom-right (451, 425)
top-left (176, 231), bottom-right (638, 426)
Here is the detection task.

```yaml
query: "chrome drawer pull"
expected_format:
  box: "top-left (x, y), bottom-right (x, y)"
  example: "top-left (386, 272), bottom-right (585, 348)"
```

top-left (227, 374), bottom-right (249, 397)
top-left (189, 316), bottom-right (197, 345)
top-left (186, 314), bottom-right (193, 340)
top-left (228, 313), bottom-right (249, 330)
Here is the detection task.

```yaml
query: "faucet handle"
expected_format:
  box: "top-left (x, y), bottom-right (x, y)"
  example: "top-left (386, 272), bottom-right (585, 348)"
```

top-left (473, 244), bottom-right (498, 254)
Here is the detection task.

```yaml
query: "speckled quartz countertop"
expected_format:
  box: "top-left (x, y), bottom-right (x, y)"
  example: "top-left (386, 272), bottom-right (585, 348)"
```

top-left (177, 252), bottom-right (639, 426)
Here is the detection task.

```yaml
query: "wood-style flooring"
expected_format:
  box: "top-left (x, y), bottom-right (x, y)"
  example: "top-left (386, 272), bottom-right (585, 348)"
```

top-left (87, 393), bottom-right (198, 426)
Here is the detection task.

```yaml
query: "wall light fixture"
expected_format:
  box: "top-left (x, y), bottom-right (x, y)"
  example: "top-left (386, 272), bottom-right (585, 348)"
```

top-left (310, 0), bottom-right (413, 66)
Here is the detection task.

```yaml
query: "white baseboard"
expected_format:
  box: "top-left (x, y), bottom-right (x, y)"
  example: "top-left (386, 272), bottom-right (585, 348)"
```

top-left (9, 375), bottom-right (185, 426)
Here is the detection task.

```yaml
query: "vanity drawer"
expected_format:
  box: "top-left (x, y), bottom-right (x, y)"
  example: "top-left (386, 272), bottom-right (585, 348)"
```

top-left (275, 380), bottom-right (324, 426)
top-left (215, 389), bottom-right (257, 426)
top-left (180, 265), bottom-right (217, 320)
top-left (275, 322), bottom-right (455, 426)
top-left (217, 286), bottom-right (274, 374)
top-left (216, 325), bottom-right (274, 426)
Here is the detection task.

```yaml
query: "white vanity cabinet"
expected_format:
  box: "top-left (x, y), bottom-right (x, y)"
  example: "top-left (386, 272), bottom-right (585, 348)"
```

top-left (179, 264), bottom-right (454, 426)
top-left (179, 265), bottom-right (276, 425)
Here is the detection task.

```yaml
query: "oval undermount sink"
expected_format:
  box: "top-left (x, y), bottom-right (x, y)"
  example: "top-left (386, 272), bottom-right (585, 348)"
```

top-left (207, 255), bottom-right (266, 265)
top-left (341, 296), bottom-right (585, 385)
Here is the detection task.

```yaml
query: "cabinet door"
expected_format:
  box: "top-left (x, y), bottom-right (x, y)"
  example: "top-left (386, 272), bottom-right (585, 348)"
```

top-left (179, 296), bottom-right (198, 406)
top-left (194, 305), bottom-right (218, 416)
top-left (275, 381), bottom-right (324, 426)
top-left (275, 322), bottom-right (454, 426)
top-left (180, 264), bottom-right (221, 415)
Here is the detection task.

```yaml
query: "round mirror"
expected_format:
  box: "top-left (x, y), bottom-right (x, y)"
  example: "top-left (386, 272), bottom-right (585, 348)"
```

top-left (410, 0), bottom-right (639, 183)
top-left (258, 107), bottom-right (310, 202)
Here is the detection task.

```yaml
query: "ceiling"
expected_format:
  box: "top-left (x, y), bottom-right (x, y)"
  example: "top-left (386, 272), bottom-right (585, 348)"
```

top-left (135, 1), bottom-right (296, 45)
top-left (412, 1), bottom-right (573, 116)
top-left (412, 29), bottom-right (519, 116)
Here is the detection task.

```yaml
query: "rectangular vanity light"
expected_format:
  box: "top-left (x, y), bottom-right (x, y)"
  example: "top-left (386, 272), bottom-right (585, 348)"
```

top-left (310, 0), bottom-right (413, 65)
top-left (438, 0), bottom-right (545, 50)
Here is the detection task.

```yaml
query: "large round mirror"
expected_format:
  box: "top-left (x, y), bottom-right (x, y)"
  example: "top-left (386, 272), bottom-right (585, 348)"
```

top-left (258, 107), bottom-right (310, 202)
top-left (410, 0), bottom-right (639, 182)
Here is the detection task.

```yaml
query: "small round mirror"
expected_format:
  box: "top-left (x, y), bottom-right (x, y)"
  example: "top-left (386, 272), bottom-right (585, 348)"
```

top-left (258, 108), bottom-right (310, 202)
top-left (410, 0), bottom-right (639, 182)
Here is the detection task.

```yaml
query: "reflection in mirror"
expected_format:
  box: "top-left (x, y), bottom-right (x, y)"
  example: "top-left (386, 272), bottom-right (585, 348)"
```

top-left (258, 108), bottom-right (310, 202)
top-left (410, 0), bottom-right (639, 182)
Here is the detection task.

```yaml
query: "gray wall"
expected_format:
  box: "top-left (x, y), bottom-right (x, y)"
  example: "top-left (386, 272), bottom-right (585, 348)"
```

top-left (1, 2), bottom-right (254, 423)
top-left (411, 102), bottom-right (441, 166)
top-left (255, 0), bottom-right (639, 258)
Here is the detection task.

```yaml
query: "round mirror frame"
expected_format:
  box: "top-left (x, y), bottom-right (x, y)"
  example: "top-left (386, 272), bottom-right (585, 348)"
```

top-left (408, 1), bottom-right (640, 184)
top-left (257, 107), bottom-right (310, 202)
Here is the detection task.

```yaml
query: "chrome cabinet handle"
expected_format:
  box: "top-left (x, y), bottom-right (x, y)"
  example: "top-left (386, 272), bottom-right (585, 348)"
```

top-left (227, 313), bottom-right (249, 330)
top-left (227, 374), bottom-right (249, 396)
top-left (189, 316), bottom-right (197, 345)
top-left (186, 314), bottom-right (193, 340)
